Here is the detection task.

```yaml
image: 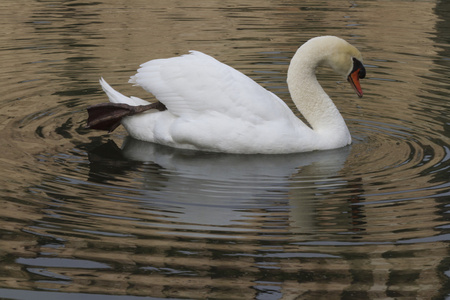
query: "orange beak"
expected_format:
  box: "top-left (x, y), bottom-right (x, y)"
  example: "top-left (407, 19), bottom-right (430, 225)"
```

top-left (348, 68), bottom-right (364, 98)
top-left (348, 58), bottom-right (366, 98)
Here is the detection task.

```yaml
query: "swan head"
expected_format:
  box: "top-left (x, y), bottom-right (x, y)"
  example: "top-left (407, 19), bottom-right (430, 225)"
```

top-left (320, 36), bottom-right (366, 98)
top-left (296, 36), bottom-right (366, 98)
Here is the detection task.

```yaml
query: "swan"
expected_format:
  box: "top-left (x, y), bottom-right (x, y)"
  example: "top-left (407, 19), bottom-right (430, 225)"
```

top-left (86, 36), bottom-right (366, 154)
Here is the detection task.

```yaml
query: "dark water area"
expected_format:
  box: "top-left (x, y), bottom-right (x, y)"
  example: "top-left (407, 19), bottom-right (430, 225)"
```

top-left (0, 0), bottom-right (449, 299)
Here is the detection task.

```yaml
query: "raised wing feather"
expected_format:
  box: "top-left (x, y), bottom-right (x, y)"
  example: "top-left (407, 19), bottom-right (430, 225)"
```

top-left (128, 51), bottom-right (291, 121)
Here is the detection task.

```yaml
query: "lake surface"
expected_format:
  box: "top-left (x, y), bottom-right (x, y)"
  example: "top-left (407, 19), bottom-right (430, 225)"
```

top-left (1, 0), bottom-right (449, 299)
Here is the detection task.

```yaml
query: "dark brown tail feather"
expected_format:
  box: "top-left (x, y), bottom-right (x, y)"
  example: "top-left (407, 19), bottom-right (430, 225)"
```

top-left (86, 102), bottom-right (166, 133)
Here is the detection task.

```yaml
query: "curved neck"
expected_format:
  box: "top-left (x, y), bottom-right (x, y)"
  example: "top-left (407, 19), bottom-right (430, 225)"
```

top-left (287, 47), bottom-right (350, 144)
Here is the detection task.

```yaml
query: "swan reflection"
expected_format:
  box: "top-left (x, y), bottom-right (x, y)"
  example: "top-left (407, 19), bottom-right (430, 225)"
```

top-left (88, 137), bottom-right (352, 234)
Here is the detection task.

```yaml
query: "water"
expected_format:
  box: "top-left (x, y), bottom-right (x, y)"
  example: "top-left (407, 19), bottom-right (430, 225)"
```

top-left (0, 0), bottom-right (449, 299)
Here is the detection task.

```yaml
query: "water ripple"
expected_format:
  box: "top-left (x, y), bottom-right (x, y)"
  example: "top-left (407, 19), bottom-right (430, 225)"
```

top-left (1, 0), bottom-right (450, 298)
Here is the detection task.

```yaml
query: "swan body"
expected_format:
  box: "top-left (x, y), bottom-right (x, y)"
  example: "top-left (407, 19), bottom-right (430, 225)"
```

top-left (90, 36), bottom-right (365, 154)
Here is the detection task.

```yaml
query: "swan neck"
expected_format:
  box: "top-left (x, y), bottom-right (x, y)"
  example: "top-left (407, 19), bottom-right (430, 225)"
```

top-left (287, 47), bottom-right (350, 145)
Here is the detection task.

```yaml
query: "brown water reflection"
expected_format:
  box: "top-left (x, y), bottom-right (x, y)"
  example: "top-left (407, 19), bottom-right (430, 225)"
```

top-left (0, 0), bottom-right (449, 299)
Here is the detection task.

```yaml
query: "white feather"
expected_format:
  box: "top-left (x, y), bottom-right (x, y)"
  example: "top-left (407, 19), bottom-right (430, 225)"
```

top-left (128, 51), bottom-right (291, 120)
top-left (100, 78), bottom-right (149, 106)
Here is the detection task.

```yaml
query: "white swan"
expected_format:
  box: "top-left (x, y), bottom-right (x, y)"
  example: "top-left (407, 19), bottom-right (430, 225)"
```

top-left (87, 36), bottom-right (366, 154)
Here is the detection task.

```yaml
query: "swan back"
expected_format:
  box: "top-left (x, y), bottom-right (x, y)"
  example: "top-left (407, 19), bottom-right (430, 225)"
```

top-left (129, 51), bottom-right (292, 122)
